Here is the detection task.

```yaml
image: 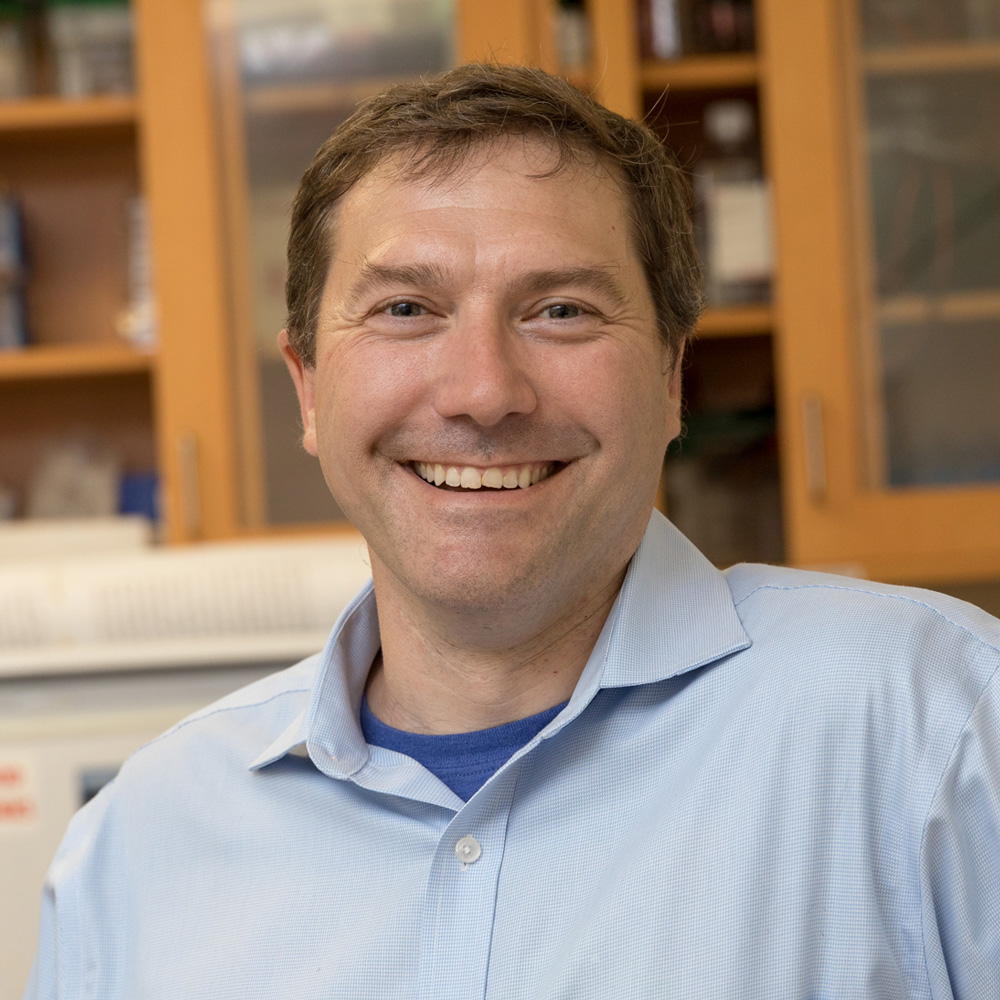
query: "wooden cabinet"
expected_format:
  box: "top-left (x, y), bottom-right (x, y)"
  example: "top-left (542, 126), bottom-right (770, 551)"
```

top-left (0, 96), bottom-right (156, 523)
top-left (761, 0), bottom-right (1000, 583)
top-left (0, 1), bottom-right (241, 543)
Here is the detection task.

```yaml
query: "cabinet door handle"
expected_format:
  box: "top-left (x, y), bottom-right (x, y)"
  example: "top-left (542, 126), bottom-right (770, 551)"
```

top-left (802, 394), bottom-right (827, 503)
top-left (177, 432), bottom-right (202, 538)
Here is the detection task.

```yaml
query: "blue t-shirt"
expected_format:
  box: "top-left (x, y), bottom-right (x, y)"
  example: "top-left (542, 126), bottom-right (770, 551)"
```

top-left (360, 694), bottom-right (567, 800)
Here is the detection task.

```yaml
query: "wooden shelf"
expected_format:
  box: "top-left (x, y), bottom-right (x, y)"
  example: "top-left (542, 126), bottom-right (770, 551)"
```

top-left (697, 303), bottom-right (773, 338)
top-left (641, 53), bottom-right (760, 92)
top-left (0, 95), bottom-right (138, 133)
top-left (0, 343), bottom-right (155, 381)
top-left (879, 289), bottom-right (1000, 325)
top-left (864, 40), bottom-right (1000, 75)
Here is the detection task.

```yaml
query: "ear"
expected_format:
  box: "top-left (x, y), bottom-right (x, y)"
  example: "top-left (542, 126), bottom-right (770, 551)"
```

top-left (664, 340), bottom-right (685, 444)
top-left (279, 330), bottom-right (319, 457)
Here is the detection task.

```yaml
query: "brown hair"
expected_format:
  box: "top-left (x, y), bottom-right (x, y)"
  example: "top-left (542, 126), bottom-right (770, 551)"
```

top-left (285, 62), bottom-right (702, 367)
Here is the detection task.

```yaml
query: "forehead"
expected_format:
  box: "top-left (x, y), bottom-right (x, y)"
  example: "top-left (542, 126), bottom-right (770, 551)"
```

top-left (329, 138), bottom-right (636, 274)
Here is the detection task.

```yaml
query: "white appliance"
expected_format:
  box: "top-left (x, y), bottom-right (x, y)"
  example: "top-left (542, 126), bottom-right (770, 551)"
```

top-left (0, 528), bottom-right (372, 997)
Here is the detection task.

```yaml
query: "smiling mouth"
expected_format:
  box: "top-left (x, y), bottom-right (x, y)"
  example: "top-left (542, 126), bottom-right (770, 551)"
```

top-left (412, 461), bottom-right (560, 490)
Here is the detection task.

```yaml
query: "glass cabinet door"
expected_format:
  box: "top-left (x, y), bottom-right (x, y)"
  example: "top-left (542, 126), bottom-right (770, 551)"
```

top-left (851, 2), bottom-right (1000, 489)
top-left (759, 0), bottom-right (1000, 582)
top-left (210, 0), bottom-right (454, 528)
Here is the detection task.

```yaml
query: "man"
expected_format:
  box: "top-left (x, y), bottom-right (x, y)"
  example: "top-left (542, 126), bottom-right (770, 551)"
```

top-left (27, 64), bottom-right (1000, 999)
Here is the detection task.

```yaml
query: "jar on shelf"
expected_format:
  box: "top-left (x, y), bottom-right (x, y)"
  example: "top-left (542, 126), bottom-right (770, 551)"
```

top-left (46, 0), bottom-right (133, 98)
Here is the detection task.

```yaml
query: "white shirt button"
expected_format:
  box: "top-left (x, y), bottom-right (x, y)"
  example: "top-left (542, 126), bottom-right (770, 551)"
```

top-left (455, 835), bottom-right (482, 864)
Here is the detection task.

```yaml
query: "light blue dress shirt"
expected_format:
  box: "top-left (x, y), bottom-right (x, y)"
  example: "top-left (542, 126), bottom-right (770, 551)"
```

top-left (26, 513), bottom-right (1000, 999)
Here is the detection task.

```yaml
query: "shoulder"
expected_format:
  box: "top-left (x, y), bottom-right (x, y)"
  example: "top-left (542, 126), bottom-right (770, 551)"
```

top-left (107, 653), bottom-right (321, 789)
top-left (716, 565), bottom-right (1000, 822)
top-left (145, 653), bottom-right (319, 745)
top-left (45, 653), bottom-right (322, 886)
top-left (721, 562), bottom-right (1000, 760)
top-left (725, 562), bottom-right (1000, 658)
top-left (54, 654), bottom-right (321, 853)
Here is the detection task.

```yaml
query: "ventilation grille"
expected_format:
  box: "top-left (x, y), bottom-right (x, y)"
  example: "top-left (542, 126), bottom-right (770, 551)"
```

top-left (0, 535), bottom-right (371, 676)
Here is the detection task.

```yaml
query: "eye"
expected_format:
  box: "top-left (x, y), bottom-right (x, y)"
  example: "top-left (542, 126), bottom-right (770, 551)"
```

top-left (543, 303), bottom-right (583, 320)
top-left (386, 301), bottom-right (426, 318)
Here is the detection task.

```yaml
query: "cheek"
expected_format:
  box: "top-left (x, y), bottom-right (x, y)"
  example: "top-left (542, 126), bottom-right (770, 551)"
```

top-left (313, 345), bottom-right (426, 456)
top-left (559, 346), bottom-right (671, 440)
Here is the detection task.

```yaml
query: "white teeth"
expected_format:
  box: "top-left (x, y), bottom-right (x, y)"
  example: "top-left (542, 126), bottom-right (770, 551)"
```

top-left (460, 467), bottom-right (482, 489)
top-left (417, 461), bottom-right (556, 489)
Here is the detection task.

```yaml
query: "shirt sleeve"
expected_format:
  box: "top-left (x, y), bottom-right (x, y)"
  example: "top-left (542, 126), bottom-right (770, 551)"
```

top-left (921, 663), bottom-right (1000, 1000)
top-left (22, 792), bottom-right (106, 1000)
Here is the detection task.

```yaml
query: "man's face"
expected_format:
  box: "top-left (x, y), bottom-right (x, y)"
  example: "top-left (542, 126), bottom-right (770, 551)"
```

top-left (283, 139), bottom-right (682, 634)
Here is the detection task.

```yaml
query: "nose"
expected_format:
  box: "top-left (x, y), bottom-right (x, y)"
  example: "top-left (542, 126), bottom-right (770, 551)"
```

top-left (431, 311), bottom-right (537, 426)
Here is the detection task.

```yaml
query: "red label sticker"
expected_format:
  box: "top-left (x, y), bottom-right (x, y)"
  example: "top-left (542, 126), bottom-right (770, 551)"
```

top-left (0, 764), bottom-right (23, 786)
top-left (0, 798), bottom-right (36, 820)
top-left (0, 756), bottom-right (38, 829)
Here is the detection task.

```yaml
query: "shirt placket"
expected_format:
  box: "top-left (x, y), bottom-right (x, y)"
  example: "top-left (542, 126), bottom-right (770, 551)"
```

top-left (416, 769), bottom-right (518, 1000)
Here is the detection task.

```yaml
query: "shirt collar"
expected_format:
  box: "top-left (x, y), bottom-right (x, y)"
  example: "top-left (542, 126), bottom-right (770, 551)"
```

top-left (250, 511), bottom-right (750, 773)
top-left (600, 509), bottom-right (750, 686)
top-left (249, 580), bottom-right (379, 774)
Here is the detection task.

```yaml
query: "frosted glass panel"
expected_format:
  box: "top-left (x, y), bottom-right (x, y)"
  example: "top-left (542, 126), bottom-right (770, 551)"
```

top-left (866, 73), bottom-right (1000, 298)
top-left (881, 321), bottom-right (1000, 485)
top-left (238, 0), bottom-right (453, 84)
top-left (855, 4), bottom-right (1000, 488)
top-left (860, 1), bottom-right (1000, 47)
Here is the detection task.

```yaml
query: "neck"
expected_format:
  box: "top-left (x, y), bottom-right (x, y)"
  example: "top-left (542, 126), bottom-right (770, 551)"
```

top-left (365, 569), bottom-right (624, 735)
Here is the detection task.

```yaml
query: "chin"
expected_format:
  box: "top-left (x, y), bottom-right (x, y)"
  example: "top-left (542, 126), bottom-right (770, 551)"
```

top-left (401, 556), bottom-right (555, 619)
top-left (429, 569), bottom-right (538, 611)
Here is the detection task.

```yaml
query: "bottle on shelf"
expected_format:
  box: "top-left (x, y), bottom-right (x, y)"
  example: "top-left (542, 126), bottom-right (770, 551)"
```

top-left (0, 1), bottom-right (31, 99)
top-left (643, 0), bottom-right (683, 60)
top-left (693, 97), bottom-right (773, 306)
top-left (556, 0), bottom-right (590, 73)
top-left (116, 196), bottom-right (157, 350)
top-left (687, 0), bottom-right (755, 52)
top-left (642, 0), bottom-right (755, 58)
top-left (0, 186), bottom-right (27, 350)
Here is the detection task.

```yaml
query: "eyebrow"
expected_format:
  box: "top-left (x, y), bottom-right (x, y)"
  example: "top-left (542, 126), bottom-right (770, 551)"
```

top-left (512, 266), bottom-right (629, 311)
top-left (344, 261), bottom-right (449, 309)
top-left (343, 260), bottom-right (629, 310)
